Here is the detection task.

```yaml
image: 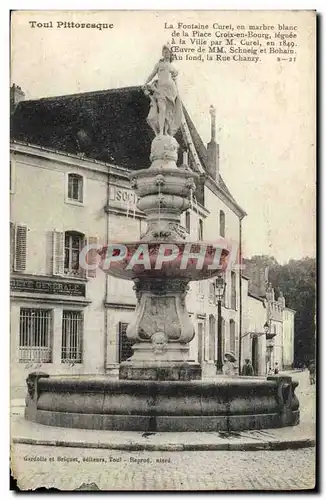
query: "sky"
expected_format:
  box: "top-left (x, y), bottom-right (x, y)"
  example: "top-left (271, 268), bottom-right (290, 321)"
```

top-left (10, 10), bottom-right (316, 264)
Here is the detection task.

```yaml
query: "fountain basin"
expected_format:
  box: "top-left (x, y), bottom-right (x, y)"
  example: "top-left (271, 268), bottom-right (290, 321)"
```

top-left (25, 374), bottom-right (299, 432)
top-left (130, 165), bottom-right (198, 199)
top-left (98, 241), bottom-right (229, 281)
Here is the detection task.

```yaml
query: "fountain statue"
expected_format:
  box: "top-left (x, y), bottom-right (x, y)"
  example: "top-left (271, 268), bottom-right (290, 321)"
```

top-left (24, 46), bottom-right (300, 432)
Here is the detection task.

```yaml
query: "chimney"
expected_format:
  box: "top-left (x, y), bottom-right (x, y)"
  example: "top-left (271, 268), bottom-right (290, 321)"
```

top-left (10, 84), bottom-right (25, 113)
top-left (278, 290), bottom-right (286, 308)
top-left (207, 105), bottom-right (220, 182)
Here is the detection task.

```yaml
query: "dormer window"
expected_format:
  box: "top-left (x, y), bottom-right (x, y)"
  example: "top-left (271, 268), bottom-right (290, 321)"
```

top-left (68, 174), bottom-right (83, 203)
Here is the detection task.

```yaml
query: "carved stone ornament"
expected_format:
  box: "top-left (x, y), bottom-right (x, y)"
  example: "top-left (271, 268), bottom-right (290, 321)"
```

top-left (151, 331), bottom-right (168, 354)
top-left (150, 135), bottom-right (179, 163)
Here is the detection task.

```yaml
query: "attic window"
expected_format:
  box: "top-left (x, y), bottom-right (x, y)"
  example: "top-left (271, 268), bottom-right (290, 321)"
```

top-left (68, 174), bottom-right (83, 203)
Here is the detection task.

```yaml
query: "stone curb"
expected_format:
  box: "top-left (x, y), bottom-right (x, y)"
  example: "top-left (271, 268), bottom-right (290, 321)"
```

top-left (12, 436), bottom-right (315, 452)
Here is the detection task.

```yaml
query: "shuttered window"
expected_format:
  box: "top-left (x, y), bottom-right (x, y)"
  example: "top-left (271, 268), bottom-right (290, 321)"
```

top-left (52, 230), bottom-right (65, 275)
top-left (52, 230), bottom-right (97, 278)
top-left (84, 236), bottom-right (99, 278)
top-left (11, 223), bottom-right (27, 272)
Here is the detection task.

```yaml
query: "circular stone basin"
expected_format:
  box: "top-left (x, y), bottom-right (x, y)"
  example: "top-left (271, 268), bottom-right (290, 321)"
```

top-left (25, 376), bottom-right (300, 432)
top-left (97, 241), bottom-right (229, 281)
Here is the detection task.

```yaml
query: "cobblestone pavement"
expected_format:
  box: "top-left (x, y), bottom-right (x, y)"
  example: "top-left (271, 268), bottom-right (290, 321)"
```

top-left (11, 444), bottom-right (315, 491)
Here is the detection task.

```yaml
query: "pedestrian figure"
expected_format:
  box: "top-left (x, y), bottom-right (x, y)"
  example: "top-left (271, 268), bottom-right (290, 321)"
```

top-left (242, 358), bottom-right (254, 376)
top-left (274, 362), bottom-right (279, 375)
top-left (308, 360), bottom-right (315, 385)
top-left (222, 352), bottom-right (236, 376)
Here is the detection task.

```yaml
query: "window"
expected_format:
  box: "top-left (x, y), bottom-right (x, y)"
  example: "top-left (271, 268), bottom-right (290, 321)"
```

top-left (185, 211), bottom-right (191, 233)
top-left (219, 210), bottom-right (225, 238)
top-left (11, 222), bottom-right (27, 272)
top-left (198, 219), bottom-right (203, 241)
top-left (209, 281), bottom-right (215, 304)
top-left (53, 231), bottom-right (97, 278)
top-left (19, 308), bottom-right (52, 363)
top-left (67, 174), bottom-right (83, 203)
top-left (118, 322), bottom-right (133, 363)
top-left (231, 271), bottom-right (237, 310)
top-left (209, 315), bottom-right (216, 361)
top-left (61, 311), bottom-right (83, 363)
top-left (229, 319), bottom-right (236, 353)
top-left (64, 231), bottom-right (83, 277)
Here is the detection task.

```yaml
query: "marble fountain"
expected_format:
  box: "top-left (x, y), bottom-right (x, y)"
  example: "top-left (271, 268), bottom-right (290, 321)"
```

top-left (24, 45), bottom-right (299, 432)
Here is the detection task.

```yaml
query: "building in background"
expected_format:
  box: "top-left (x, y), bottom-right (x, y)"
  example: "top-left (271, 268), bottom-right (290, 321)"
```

top-left (241, 273), bottom-right (296, 376)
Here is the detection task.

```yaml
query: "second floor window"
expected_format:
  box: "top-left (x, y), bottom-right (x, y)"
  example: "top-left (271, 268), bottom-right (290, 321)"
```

top-left (64, 232), bottom-right (83, 276)
top-left (68, 173), bottom-right (83, 203)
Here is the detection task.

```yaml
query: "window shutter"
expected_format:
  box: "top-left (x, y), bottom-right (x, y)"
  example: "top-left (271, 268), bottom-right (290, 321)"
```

top-left (52, 230), bottom-right (64, 275)
top-left (10, 222), bottom-right (15, 271)
top-left (84, 236), bottom-right (99, 278)
top-left (14, 224), bottom-right (27, 272)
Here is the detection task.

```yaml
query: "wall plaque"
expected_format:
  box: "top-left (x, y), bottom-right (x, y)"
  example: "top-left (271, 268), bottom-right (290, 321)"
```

top-left (10, 277), bottom-right (86, 297)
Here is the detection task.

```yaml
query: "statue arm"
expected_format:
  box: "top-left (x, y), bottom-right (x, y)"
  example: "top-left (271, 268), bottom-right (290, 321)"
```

top-left (144, 63), bottom-right (159, 85)
top-left (170, 64), bottom-right (179, 80)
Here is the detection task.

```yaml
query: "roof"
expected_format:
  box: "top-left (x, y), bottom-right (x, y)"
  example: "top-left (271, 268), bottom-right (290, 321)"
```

top-left (182, 107), bottom-right (240, 207)
top-left (248, 292), bottom-right (266, 303)
top-left (11, 85), bottom-right (242, 211)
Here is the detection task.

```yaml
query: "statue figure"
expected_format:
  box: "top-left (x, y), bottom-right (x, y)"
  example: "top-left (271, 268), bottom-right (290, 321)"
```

top-left (143, 44), bottom-right (182, 137)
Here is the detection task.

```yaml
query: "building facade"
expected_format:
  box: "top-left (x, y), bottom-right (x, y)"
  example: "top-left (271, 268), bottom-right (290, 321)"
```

top-left (241, 276), bottom-right (296, 376)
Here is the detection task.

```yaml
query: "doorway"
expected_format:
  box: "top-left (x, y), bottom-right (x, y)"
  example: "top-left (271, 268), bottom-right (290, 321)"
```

top-left (251, 335), bottom-right (259, 375)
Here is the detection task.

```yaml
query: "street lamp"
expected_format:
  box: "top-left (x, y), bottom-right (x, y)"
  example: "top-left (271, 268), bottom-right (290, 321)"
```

top-left (215, 275), bottom-right (226, 373)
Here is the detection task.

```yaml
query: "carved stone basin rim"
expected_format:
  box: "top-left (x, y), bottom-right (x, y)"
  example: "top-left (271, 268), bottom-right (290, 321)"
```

top-left (98, 241), bottom-right (229, 281)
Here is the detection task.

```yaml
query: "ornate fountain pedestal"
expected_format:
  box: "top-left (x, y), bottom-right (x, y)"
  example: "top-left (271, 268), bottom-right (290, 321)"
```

top-left (24, 117), bottom-right (300, 433)
top-left (115, 135), bottom-right (202, 381)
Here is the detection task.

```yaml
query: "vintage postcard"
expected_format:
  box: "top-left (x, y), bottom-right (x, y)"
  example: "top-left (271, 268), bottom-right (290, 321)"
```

top-left (10, 10), bottom-right (316, 491)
